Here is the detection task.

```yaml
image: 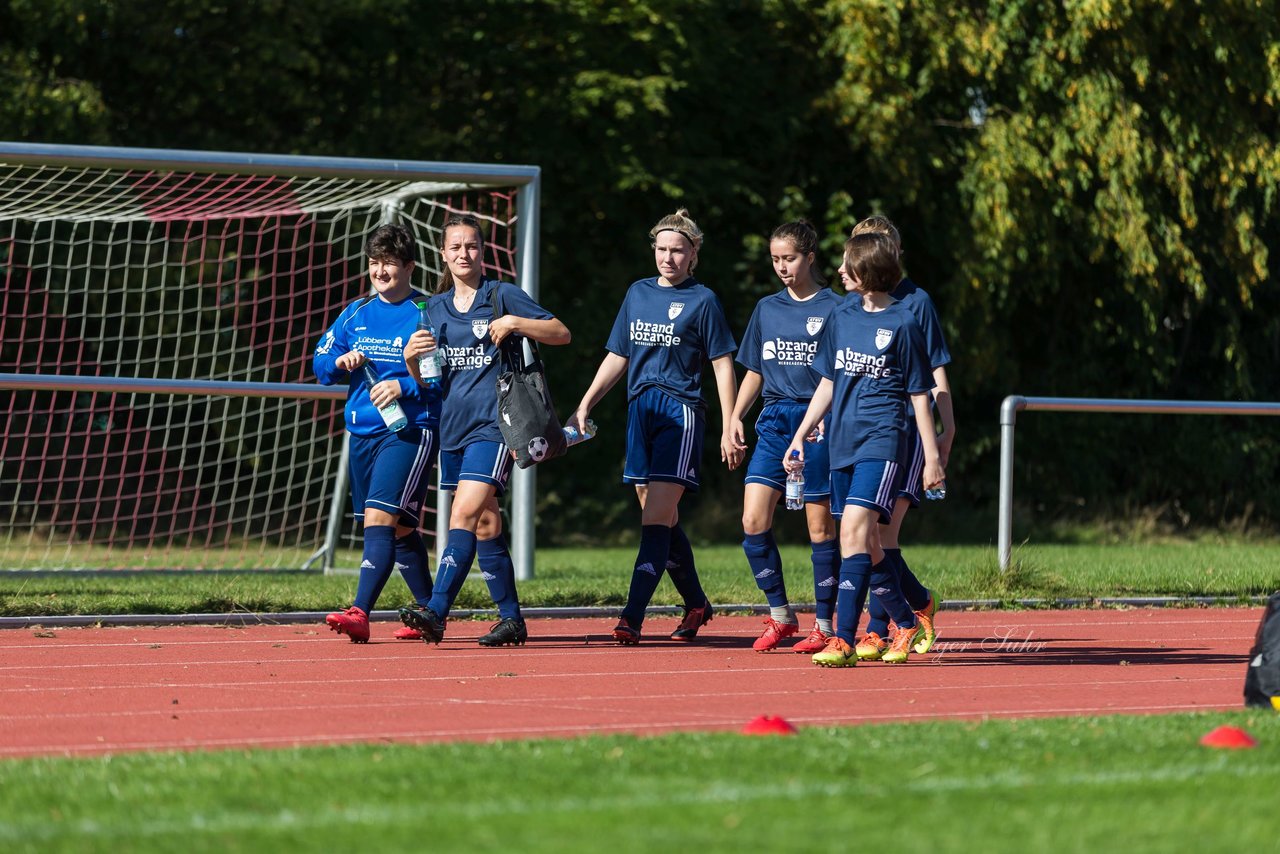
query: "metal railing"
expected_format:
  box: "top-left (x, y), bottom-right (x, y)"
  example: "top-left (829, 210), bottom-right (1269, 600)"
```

top-left (998, 395), bottom-right (1280, 570)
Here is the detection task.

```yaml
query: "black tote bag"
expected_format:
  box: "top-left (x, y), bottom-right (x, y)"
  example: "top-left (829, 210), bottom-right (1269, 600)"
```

top-left (491, 285), bottom-right (567, 469)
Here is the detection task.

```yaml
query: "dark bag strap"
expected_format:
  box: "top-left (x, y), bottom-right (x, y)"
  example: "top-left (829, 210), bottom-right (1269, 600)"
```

top-left (490, 283), bottom-right (542, 372)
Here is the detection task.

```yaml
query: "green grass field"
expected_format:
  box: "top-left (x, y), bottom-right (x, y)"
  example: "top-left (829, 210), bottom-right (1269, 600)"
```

top-left (0, 711), bottom-right (1276, 853)
top-left (2, 542), bottom-right (1278, 617)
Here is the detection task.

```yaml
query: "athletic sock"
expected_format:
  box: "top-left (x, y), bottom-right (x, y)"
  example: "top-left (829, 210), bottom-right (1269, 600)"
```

top-left (887, 548), bottom-right (930, 611)
top-left (664, 523), bottom-right (707, 608)
top-left (743, 530), bottom-right (789, 608)
top-left (770, 605), bottom-right (798, 624)
top-left (816, 618), bottom-right (835, 635)
top-left (353, 525), bottom-right (396, 614)
top-left (865, 593), bottom-right (891, 638)
top-left (477, 535), bottom-right (521, 621)
top-left (621, 525), bottom-right (672, 627)
top-left (834, 554), bottom-right (871, 644)
top-left (394, 531), bottom-right (433, 606)
top-left (810, 538), bottom-right (839, 625)
top-left (427, 528), bottom-right (478, 618)
top-left (870, 556), bottom-right (916, 629)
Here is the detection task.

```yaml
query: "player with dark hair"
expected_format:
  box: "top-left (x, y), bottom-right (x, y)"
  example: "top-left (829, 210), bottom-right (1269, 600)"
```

top-left (786, 232), bottom-right (944, 667)
top-left (400, 214), bottom-right (570, 647)
top-left (729, 220), bottom-right (844, 652)
top-left (315, 223), bottom-right (440, 643)
top-left (567, 208), bottom-right (739, 645)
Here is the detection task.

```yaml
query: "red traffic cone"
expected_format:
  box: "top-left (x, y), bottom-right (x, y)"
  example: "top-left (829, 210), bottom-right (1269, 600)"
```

top-left (742, 715), bottom-right (797, 736)
top-left (1199, 725), bottom-right (1257, 749)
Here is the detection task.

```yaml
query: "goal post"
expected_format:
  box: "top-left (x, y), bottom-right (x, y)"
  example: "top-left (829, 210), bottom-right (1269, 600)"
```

top-left (0, 141), bottom-right (542, 577)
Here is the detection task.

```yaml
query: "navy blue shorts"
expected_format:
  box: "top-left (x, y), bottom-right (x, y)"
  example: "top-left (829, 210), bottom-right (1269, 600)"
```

top-left (743, 400), bottom-right (830, 501)
top-left (440, 439), bottom-right (513, 496)
top-left (349, 428), bottom-right (438, 527)
top-left (829, 459), bottom-right (901, 524)
top-left (898, 428), bottom-right (925, 507)
top-left (623, 386), bottom-right (704, 491)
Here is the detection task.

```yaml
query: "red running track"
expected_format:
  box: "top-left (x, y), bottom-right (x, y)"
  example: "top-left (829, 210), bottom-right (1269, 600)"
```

top-left (0, 608), bottom-right (1255, 757)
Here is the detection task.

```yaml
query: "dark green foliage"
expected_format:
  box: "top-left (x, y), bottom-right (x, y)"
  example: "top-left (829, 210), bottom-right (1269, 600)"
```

top-left (3, 0), bottom-right (1278, 542)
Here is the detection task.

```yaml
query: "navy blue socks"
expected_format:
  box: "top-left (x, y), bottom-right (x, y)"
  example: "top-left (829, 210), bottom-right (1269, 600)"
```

top-left (810, 538), bottom-right (839, 630)
top-left (394, 531), bottom-right (433, 606)
top-left (622, 524), bottom-right (672, 627)
top-left (834, 554), bottom-right (871, 644)
top-left (887, 548), bottom-right (930, 611)
top-left (477, 535), bottom-right (522, 621)
top-left (428, 528), bottom-right (478, 618)
top-left (870, 556), bottom-right (916, 629)
top-left (744, 530), bottom-right (788, 607)
top-left (353, 524), bottom-right (396, 614)
top-left (664, 524), bottom-right (707, 608)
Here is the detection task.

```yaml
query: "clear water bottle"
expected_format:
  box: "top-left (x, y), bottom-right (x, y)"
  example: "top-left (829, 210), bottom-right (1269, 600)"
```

top-left (360, 359), bottom-right (408, 432)
top-left (925, 482), bottom-right (947, 501)
top-left (415, 301), bottom-right (443, 387)
top-left (563, 419), bottom-right (597, 447)
top-left (785, 450), bottom-right (804, 510)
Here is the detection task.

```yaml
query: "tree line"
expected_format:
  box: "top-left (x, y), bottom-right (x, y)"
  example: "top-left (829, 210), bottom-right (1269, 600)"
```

top-left (4, 0), bottom-right (1278, 543)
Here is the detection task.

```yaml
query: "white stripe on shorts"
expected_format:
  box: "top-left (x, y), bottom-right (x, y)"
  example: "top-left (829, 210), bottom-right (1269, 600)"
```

top-left (398, 430), bottom-right (435, 509)
top-left (677, 403), bottom-right (695, 479)
top-left (492, 442), bottom-right (511, 481)
top-left (876, 461), bottom-right (900, 509)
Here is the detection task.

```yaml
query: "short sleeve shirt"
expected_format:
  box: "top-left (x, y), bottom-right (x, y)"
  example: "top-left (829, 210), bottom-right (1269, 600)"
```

top-left (428, 278), bottom-right (554, 451)
top-left (813, 300), bottom-right (934, 469)
top-left (604, 276), bottom-right (736, 410)
top-left (737, 287), bottom-right (844, 404)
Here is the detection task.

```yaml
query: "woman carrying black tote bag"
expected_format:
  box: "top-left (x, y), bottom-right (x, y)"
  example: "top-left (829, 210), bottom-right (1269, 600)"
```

top-left (492, 282), bottom-right (568, 469)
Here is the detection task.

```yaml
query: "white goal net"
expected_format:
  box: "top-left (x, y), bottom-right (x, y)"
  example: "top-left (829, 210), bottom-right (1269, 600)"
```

top-left (0, 143), bottom-right (536, 571)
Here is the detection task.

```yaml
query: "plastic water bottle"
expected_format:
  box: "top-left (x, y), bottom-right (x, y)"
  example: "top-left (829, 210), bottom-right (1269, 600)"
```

top-left (360, 360), bottom-right (408, 432)
top-left (925, 482), bottom-right (947, 501)
top-left (415, 301), bottom-right (443, 387)
top-left (563, 419), bottom-right (598, 447)
top-left (785, 450), bottom-right (804, 510)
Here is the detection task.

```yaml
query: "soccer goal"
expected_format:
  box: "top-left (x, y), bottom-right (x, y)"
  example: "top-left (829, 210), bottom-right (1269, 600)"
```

top-left (0, 142), bottom-right (541, 575)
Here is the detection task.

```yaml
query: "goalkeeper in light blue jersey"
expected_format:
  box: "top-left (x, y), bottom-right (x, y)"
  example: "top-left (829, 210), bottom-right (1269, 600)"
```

top-left (314, 223), bottom-right (440, 644)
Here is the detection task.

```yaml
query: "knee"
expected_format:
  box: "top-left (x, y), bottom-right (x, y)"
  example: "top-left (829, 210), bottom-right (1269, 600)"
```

top-left (742, 510), bottom-right (770, 535)
top-left (475, 510), bottom-right (502, 541)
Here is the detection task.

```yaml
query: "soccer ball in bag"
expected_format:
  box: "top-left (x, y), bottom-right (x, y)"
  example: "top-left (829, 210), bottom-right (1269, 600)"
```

top-left (527, 436), bottom-right (549, 461)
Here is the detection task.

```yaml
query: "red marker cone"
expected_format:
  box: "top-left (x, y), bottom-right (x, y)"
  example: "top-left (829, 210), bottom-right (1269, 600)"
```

top-left (1199, 725), bottom-right (1257, 749)
top-left (742, 715), bottom-right (797, 736)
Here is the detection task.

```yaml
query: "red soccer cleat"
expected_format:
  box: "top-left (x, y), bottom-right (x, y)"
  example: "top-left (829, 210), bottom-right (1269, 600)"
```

top-left (325, 606), bottom-right (370, 644)
top-left (752, 617), bottom-right (800, 652)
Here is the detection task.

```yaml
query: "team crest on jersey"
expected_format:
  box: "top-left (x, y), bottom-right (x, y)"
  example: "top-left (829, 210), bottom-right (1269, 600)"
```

top-left (875, 328), bottom-right (893, 350)
top-left (806, 316), bottom-right (825, 336)
top-left (668, 302), bottom-right (685, 320)
top-left (472, 319), bottom-right (489, 339)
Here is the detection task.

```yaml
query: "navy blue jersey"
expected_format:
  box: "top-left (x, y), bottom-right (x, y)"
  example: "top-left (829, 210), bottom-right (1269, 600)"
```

top-left (737, 287), bottom-right (844, 404)
top-left (429, 278), bottom-right (554, 452)
top-left (813, 300), bottom-right (933, 469)
top-left (313, 289), bottom-right (440, 438)
top-left (604, 276), bottom-right (736, 409)
top-left (891, 277), bottom-right (951, 369)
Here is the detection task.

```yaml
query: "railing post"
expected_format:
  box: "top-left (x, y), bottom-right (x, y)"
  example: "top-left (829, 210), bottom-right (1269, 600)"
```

top-left (997, 396), bottom-right (1025, 572)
